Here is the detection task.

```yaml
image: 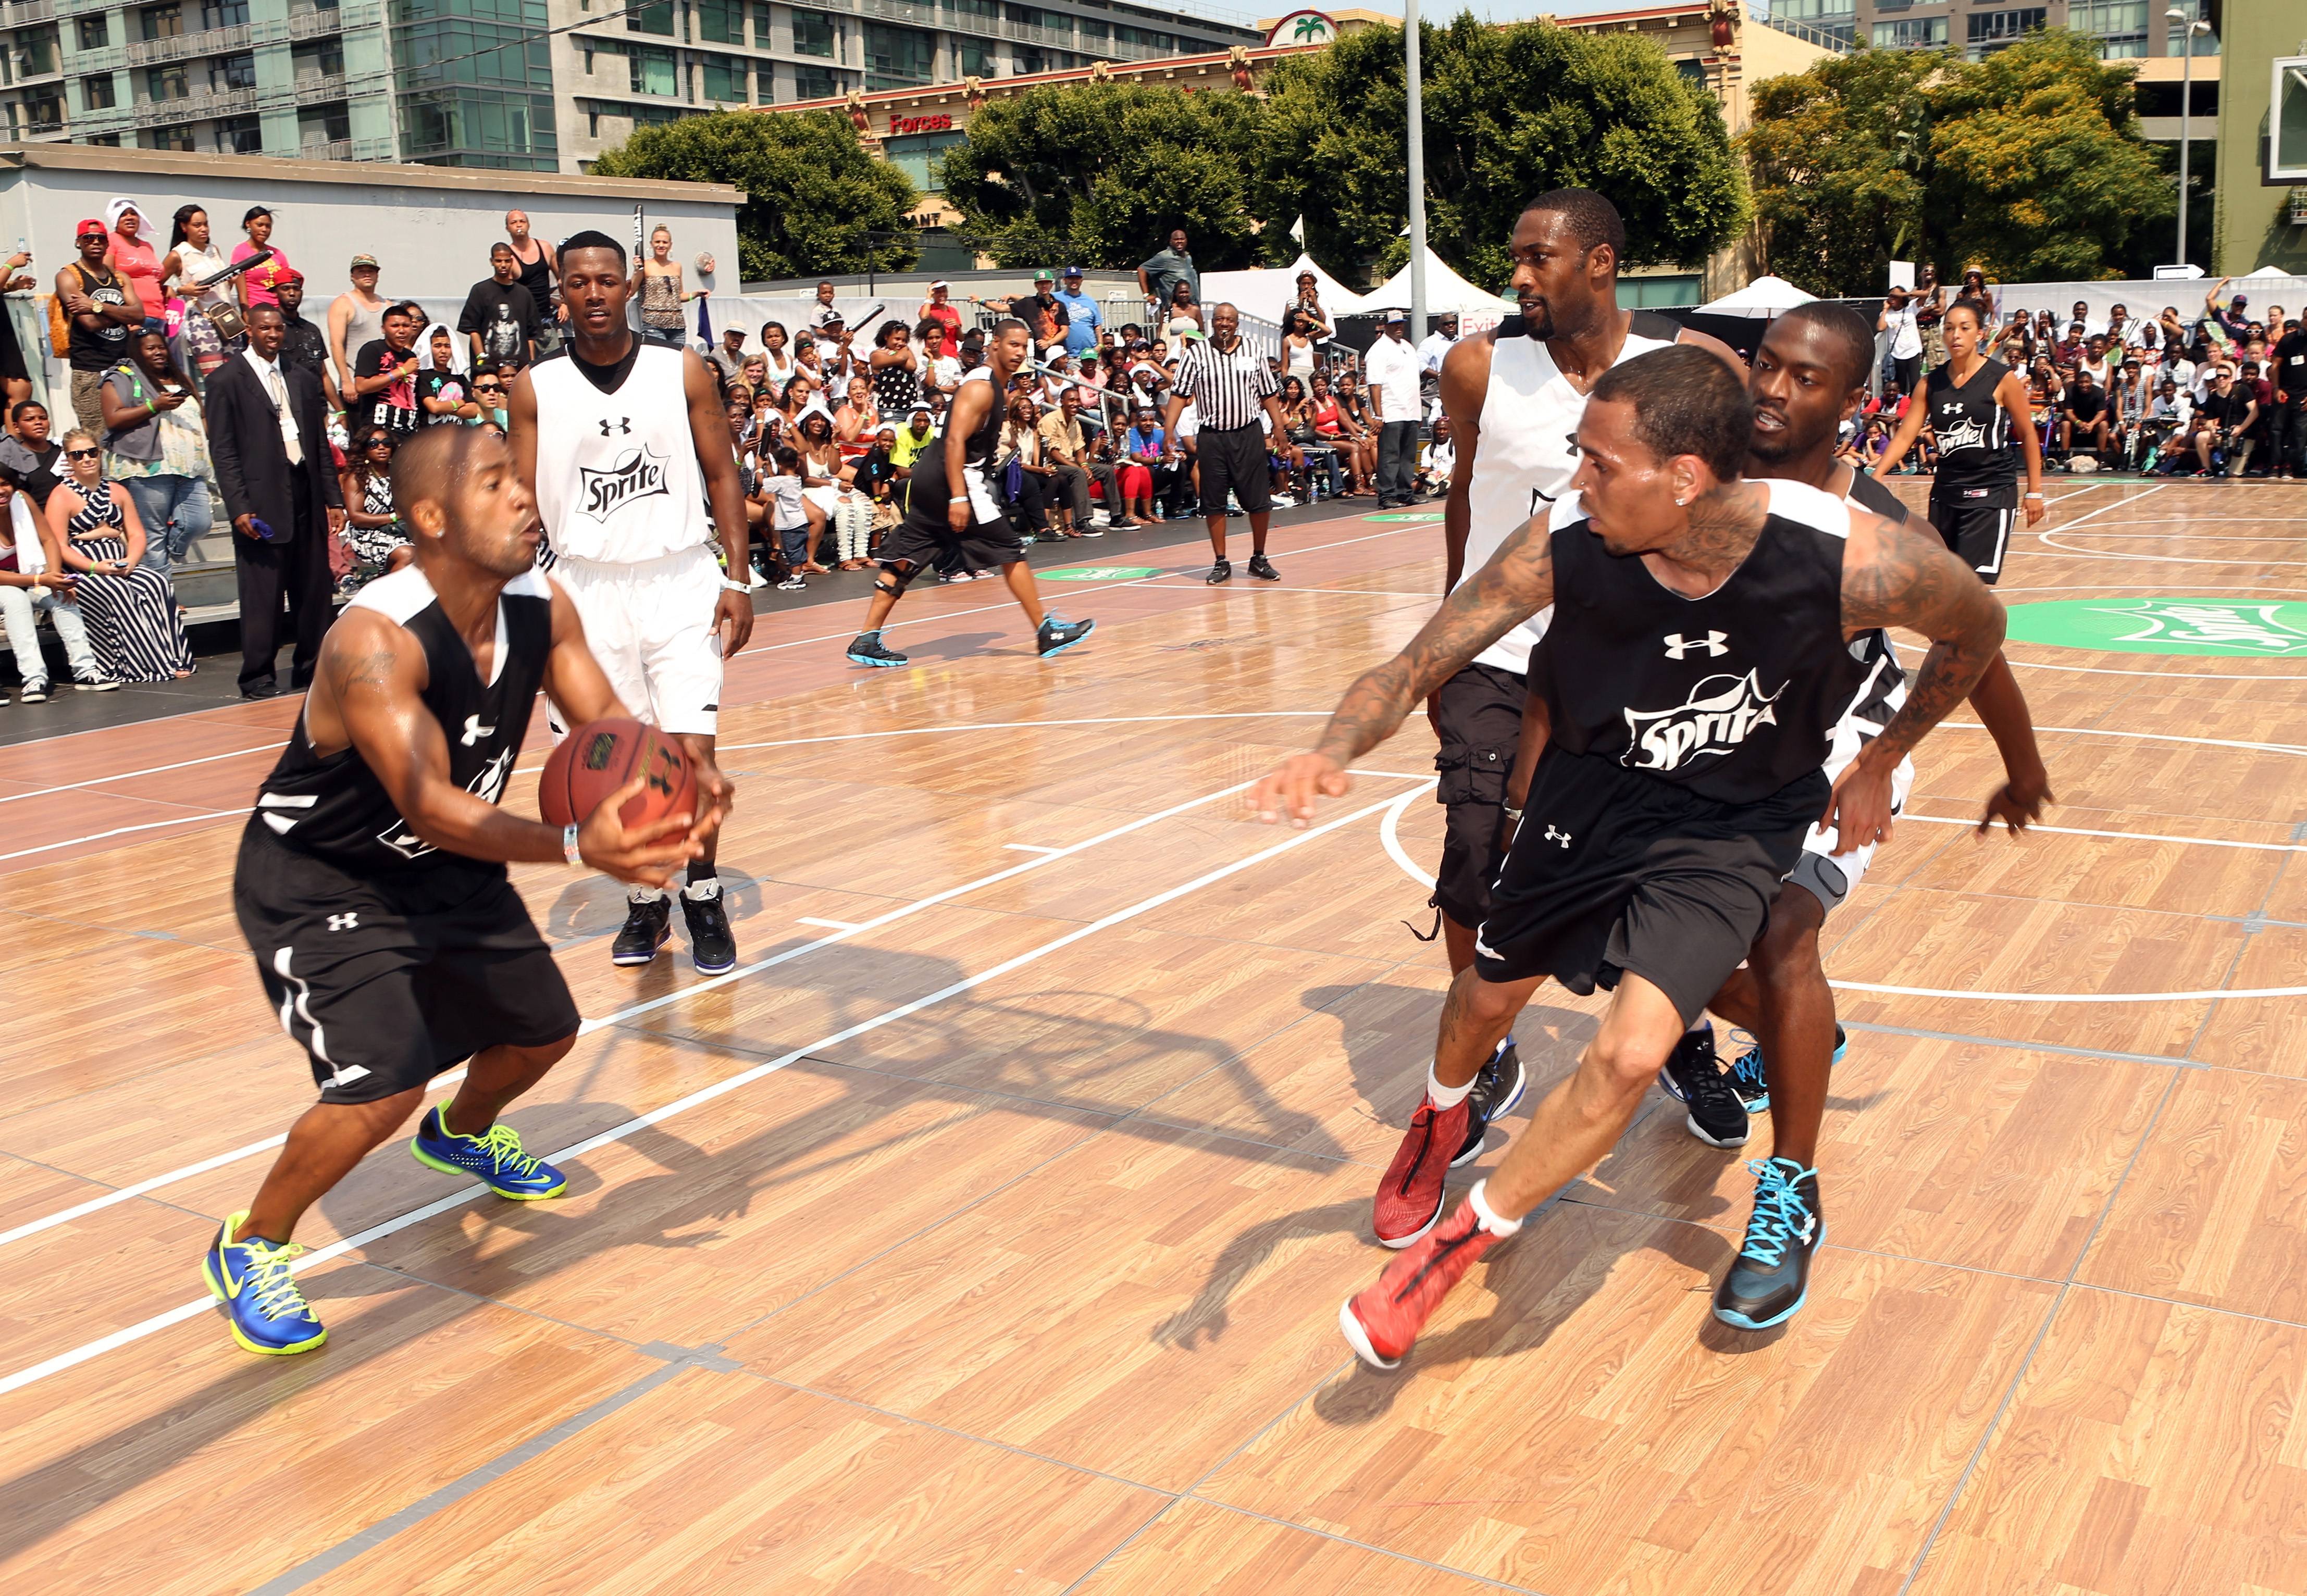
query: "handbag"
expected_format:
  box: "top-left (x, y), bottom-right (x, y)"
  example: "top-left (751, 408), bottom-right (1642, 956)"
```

top-left (201, 298), bottom-right (245, 343)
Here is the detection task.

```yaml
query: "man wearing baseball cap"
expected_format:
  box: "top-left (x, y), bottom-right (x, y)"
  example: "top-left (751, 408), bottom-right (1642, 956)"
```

top-left (59, 219), bottom-right (142, 431)
top-left (990, 272), bottom-right (1070, 359)
top-left (327, 253), bottom-right (390, 403)
top-left (1053, 266), bottom-right (1102, 359)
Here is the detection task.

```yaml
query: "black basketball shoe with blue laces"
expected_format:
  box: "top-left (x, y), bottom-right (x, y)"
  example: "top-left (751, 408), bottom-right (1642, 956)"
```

top-left (1714, 1157), bottom-right (1824, 1330)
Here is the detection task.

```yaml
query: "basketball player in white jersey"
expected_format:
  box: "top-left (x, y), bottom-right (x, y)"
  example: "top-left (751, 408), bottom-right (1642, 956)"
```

top-left (1427, 188), bottom-right (1743, 1166)
top-left (509, 231), bottom-right (750, 976)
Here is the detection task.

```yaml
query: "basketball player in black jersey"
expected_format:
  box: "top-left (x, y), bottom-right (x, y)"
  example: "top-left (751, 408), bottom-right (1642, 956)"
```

top-left (845, 318), bottom-right (1094, 667)
top-left (1253, 346), bottom-right (2008, 1368)
top-left (204, 427), bottom-right (718, 1358)
top-left (1872, 297), bottom-right (2046, 582)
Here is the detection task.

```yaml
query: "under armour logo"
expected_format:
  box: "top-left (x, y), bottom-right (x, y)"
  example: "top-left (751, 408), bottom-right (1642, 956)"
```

top-left (328, 913), bottom-right (359, 931)
top-left (598, 417), bottom-right (632, 437)
top-left (1543, 825), bottom-right (1572, 848)
top-left (1663, 631), bottom-right (1729, 659)
top-left (461, 714), bottom-right (495, 746)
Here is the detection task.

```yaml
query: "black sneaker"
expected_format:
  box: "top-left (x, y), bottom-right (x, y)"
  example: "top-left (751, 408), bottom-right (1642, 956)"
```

top-left (612, 894), bottom-right (672, 966)
top-left (1037, 613), bottom-right (1096, 658)
top-left (1713, 1157), bottom-right (1823, 1330)
top-left (1656, 1023), bottom-right (1747, 1148)
top-left (1450, 1040), bottom-right (1526, 1166)
top-left (681, 881), bottom-right (738, 976)
top-left (1247, 553), bottom-right (1280, 582)
top-left (847, 630), bottom-right (907, 668)
top-left (17, 681), bottom-right (46, 703)
top-left (1206, 558), bottom-right (1232, 584)
top-left (1723, 1024), bottom-right (1847, 1115)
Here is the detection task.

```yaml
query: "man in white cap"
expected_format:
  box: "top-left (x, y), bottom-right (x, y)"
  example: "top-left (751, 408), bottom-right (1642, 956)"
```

top-left (1364, 309), bottom-right (1425, 508)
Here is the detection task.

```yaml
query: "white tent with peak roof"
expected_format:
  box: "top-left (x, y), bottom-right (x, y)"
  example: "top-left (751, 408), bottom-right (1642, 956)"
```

top-left (1336, 246), bottom-right (1515, 317)
top-left (1195, 251), bottom-right (1359, 330)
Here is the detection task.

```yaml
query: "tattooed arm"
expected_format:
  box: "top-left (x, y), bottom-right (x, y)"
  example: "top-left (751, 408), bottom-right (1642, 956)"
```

top-left (1825, 510), bottom-right (2008, 854)
top-left (1251, 515), bottom-right (1555, 825)
top-left (303, 607), bottom-right (695, 883)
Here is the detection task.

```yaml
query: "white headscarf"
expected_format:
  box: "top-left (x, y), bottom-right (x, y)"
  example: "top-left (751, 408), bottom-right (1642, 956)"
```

top-left (104, 197), bottom-right (147, 240)
top-left (416, 322), bottom-right (465, 375)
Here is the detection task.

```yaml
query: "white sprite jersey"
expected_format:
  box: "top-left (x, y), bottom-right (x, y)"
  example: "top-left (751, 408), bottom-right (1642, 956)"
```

top-left (1458, 310), bottom-right (1681, 672)
top-left (530, 343), bottom-right (712, 564)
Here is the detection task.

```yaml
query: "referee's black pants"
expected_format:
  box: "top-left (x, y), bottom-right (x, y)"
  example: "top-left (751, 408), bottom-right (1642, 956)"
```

top-left (1376, 420), bottom-right (1419, 503)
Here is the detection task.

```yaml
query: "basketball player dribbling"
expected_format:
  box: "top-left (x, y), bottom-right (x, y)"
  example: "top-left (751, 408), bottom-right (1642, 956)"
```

top-left (1253, 346), bottom-right (2010, 1369)
top-left (206, 428), bottom-right (723, 1357)
top-left (510, 231), bottom-right (749, 977)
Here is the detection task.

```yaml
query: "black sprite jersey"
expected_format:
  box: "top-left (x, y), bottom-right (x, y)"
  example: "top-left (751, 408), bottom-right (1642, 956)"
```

top-left (250, 565), bottom-right (554, 873)
top-left (1539, 479), bottom-right (1870, 805)
top-left (1924, 357), bottom-right (2017, 498)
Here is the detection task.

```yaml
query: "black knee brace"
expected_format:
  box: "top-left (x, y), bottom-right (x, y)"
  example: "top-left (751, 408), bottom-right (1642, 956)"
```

top-left (875, 563), bottom-right (915, 598)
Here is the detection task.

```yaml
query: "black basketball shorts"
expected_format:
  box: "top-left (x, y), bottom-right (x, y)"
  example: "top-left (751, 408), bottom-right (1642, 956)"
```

top-left (1429, 660), bottom-right (1528, 928)
top-left (1196, 423), bottom-right (1272, 518)
top-left (878, 504), bottom-right (1026, 573)
top-left (1927, 487), bottom-right (2013, 585)
top-left (233, 825), bottom-right (581, 1104)
top-left (1474, 747), bottom-right (1825, 1027)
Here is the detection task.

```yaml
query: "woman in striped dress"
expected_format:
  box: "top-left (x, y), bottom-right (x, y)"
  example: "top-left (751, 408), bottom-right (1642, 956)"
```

top-left (41, 430), bottom-right (194, 681)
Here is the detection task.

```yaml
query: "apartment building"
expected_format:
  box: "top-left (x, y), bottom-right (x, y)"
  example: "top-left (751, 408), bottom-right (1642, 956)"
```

top-left (1767, 0), bottom-right (2219, 61)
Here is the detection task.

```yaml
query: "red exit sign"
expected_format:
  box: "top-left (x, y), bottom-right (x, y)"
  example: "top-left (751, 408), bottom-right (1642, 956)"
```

top-left (888, 113), bottom-right (952, 134)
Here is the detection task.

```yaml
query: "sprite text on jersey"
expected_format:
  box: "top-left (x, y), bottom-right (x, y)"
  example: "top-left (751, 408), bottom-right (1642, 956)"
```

top-left (1623, 670), bottom-right (1784, 773)
top-left (2005, 597), bottom-right (2307, 658)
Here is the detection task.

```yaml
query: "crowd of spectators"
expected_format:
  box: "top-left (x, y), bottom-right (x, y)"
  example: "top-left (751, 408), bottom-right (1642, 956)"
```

top-left (1855, 271), bottom-right (2307, 481)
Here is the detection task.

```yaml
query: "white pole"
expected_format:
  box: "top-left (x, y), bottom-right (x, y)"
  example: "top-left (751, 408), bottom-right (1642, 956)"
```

top-left (1405, 0), bottom-right (1427, 352)
top-left (2177, 33), bottom-right (2193, 268)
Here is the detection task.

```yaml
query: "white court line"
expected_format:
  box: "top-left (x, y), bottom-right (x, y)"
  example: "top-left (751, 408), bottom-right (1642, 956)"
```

top-left (0, 779), bottom-right (1427, 1400)
top-left (0, 809), bottom-right (243, 863)
top-left (2040, 533), bottom-right (2307, 566)
top-left (0, 744), bottom-right (285, 807)
top-left (1834, 981), bottom-right (2307, 1002)
top-left (794, 917), bottom-right (862, 930)
top-left (1002, 843), bottom-right (1061, 854)
top-left (1910, 714), bottom-right (2307, 759)
top-left (1897, 812), bottom-right (2307, 853)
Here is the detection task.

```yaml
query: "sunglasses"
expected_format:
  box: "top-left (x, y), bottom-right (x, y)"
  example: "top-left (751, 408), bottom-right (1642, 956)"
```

top-left (65, 447), bottom-right (102, 460)
top-left (473, 384), bottom-right (503, 394)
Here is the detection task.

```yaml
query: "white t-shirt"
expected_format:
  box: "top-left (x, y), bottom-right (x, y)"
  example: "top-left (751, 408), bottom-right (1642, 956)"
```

top-left (1365, 334), bottom-right (1423, 423)
top-left (1886, 304), bottom-right (1922, 360)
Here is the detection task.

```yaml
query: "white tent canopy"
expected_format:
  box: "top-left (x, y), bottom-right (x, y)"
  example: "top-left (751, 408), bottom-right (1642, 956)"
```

top-left (1700, 275), bottom-right (1817, 316)
top-left (1337, 246), bottom-right (1515, 318)
top-left (1196, 251), bottom-right (1358, 330)
top-left (2242, 265), bottom-right (2296, 280)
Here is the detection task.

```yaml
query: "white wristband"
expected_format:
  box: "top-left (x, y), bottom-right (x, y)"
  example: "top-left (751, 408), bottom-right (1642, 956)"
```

top-left (2023, 493), bottom-right (2043, 500)
top-left (719, 578), bottom-right (749, 593)
top-left (950, 494), bottom-right (971, 503)
top-left (562, 823), bottom-right (582, 867)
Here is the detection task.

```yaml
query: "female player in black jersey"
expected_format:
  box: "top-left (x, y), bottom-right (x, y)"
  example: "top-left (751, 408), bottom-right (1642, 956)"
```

top-left (1872, 296), bottom-right (2046, 583)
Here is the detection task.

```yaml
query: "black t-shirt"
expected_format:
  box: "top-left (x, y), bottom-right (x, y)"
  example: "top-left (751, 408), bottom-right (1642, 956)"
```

top-left (2063, 385), bottom-right (2106, 423)
top-left (2274, 331), bottom-right (2307, 399)
top-left (278, 310), bottom-right (330, 382)
top-left (2205, 385), bottom-right (2255, 429)
top-left (355, 338), bottom-right (423, 437)
top-left (456, 279), bottom-right (540, 371)
top-left (418, 367), bottom-right (472, 425)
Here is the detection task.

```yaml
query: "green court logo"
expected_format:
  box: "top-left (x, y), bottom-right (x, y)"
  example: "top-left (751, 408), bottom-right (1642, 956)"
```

top-left (1365, 512), bottom-right (1443, 522)
top-left (1040, 566), bottom-right (1161, 581)
top-left (2005, 597), bottom-right (2307, 657)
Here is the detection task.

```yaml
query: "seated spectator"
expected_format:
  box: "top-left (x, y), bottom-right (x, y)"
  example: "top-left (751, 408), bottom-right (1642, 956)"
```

top-left (709, 325), bottom-right (748, 385)
top-left (468, 369), bottom-right (508, 431)
top-left (997, 392), bottom-right (1055, 542)
top-left (759, 321), bottom-right (796, 396)
top-left (793, 410), bottom-right (843, 572)
top-left (0, 401), bottom-right (65, 511)
top-left (1162, 280), bottom-right (1205, 344)
top-left (919, 321), bottom-right (963, 404)
top-left (834, 376), bottom-right (880, 447)
top-left (2058, 369), bottom-right (2111, 460)
top-left (338, 425), bottom-right (405, 587)
top-left (98, 327), bottom-right (211, 573)
top-left (0, 470), bottom-right (105, 701)
top-left (1038, 387), bottom-right (1130, 534)
top-left (40, 429), bottom-right (192, 680)
top-left (1117, 404), bottom-right (1174, 522)
top-left (740, 353), bottom-right (768, 395)
top-left (889, 406), bottom-right (937, 482)
top-left (416, 323), bottom-right (479, 427)
top-left (1421, 415), bottom-right (1457, 493)
top-left (1308, 373), bottom-right (1367, 496)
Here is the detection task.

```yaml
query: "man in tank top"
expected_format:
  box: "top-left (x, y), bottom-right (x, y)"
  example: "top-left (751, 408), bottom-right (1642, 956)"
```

top-left (510, 230), bottom-right (750, 978)
top-left (206, 427), bottom-right (720, 1359)
top-left (1427, 188), bottom-right (1744, 1152)
top-left (327, 253), bottom-right (391, 403)
top-left (1252, 345), bottom-right (2011, 1370)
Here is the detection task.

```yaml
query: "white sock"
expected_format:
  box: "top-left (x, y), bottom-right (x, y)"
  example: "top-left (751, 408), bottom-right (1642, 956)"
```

top-left (629, 886), bottom-right (667, 904)
top-left (1494, 1035), bottom-right (1517, 1060)
top-left (1427, 1064), bottom-right (1474, 1111)
top-left (1469, 1179), bottom-right (1522, 1237)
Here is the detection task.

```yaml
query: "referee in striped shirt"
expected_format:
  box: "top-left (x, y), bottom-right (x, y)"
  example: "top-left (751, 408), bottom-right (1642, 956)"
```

top-left (1164, 302), bottom-right (1301, 584)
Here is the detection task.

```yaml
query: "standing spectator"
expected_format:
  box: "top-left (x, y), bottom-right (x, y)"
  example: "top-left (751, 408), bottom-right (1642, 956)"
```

top-left (1364, 309), bottom-right (1424, 508)
top-left (810, 279), bottom-right (842, 328)
top-left (205, 304), bottom-right (343, 697)
top-left (326, 253), bottom-right (389, 400)
top-left (1162, 301), bottom-right (1294, 583)
top-left (98, 328), bottom-right (211, 573)
top-left (1137, 228), bottom-right (1199, 320)
top-left (41, 430), bottom-right (193, 681)
top-left (502, 210), bottom-right (556, 321)
top-left (1418, 313), bottom-right (1460, 382)
top-left (231, 207), bottom-right (294, 310)
top-left (707, 323), bottom-right (748, 385)
top-left (159, 204), bottom-right (232, 383)
top-left (919, 280), bottom-right (963, 344)
top-left (351, 303), bottom-right (424, 440)
top-left (2105, 303), bottom-right (2140, 350)
top-left (1879, 288), bottom-right (1923, 395)
top-left (2206, 277), bottom-right (2252, 344)
top-left (868, 320), bottom-right (920, 416)
top-left (104, 200), bottom-right (166, 332)
top-left (2272, 312), bottom-right (2307, 480)
top-left (1039, 386), bottom-right (1131, 533)
top-left (415, 323), bottom-right (478, 426)
top-left (59, 219), bottom-right (141, 432)
top-left (633, 225), bottom-right (694, 347)
top-left (1289, 270), bottom-right (1334, 342)
top-left (1913, 263), bottom-right (1946, 373)
top-left (459, 244), bottom-right (540, 372)
top-left (1053, 266), bottom-right (1102, 358)
top-left (991, 272), bottom-right (1069, 357)
top-left (0, 471), bottom-right (105, 701)
top-left (271, 275), bottom-right (339, 409)
top-left (469, 368), bottom-right (509, 432)
top-left (813, 311), bottom-right (855, 379)
top-left (1161, 281), bottom-right (1206, 344)
top-left (1281, 310), bottom-right (1320, 381)
top-left (0, 246), bottom-right (33, 416)
top-left (2239, 359), bottom-right (2275, 475)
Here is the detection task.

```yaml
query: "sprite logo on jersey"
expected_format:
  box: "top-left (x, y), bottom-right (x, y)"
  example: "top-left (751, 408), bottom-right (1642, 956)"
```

top-left (1622, 671), bottom-right (1784, 773)
top-left (578, 445), bottom-right (671, 522)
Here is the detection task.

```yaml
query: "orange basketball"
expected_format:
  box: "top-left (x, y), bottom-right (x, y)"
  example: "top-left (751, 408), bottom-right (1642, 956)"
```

top-left (539, 718), bottom-right (698, 834)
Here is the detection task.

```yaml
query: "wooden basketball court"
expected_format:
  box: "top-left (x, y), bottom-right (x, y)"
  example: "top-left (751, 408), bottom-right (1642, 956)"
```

top-left (5, 479), bottom-right (2305, 1594)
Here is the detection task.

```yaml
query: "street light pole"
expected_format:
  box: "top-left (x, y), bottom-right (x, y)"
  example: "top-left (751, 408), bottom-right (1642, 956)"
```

top-left (2166, 7), bottom-right (2207, 270)
top-left (1405, 0), bottom-right (1427, 348)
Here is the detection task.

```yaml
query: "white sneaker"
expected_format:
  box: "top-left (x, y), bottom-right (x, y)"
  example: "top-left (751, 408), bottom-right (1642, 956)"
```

top-left (1270, 493), bottom-right (1298, 508)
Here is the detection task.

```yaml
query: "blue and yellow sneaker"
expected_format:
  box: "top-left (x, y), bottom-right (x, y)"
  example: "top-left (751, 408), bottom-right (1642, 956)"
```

top-left (409, 1106), bottom-right (567, 1199)
top-left (203, 1210), bottom-right (326, 1356)
top-left (1724, 1024), bottom-right (1849, 1116)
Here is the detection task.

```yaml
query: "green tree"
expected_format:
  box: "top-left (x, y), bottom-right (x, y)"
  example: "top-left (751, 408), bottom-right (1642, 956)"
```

top-left (1745, 30), bottom-right (2174, 294)
top-left (1256, 15), bottom-right (1750, 291)
top-left (937, 82), bottom-right (1270, 270)
top-left (592, 110), bottom-right (919, 283)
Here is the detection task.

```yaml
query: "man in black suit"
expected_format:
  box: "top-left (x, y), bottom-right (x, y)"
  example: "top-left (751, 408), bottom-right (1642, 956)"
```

top-left (208, 303), bottom-right (345, 699)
